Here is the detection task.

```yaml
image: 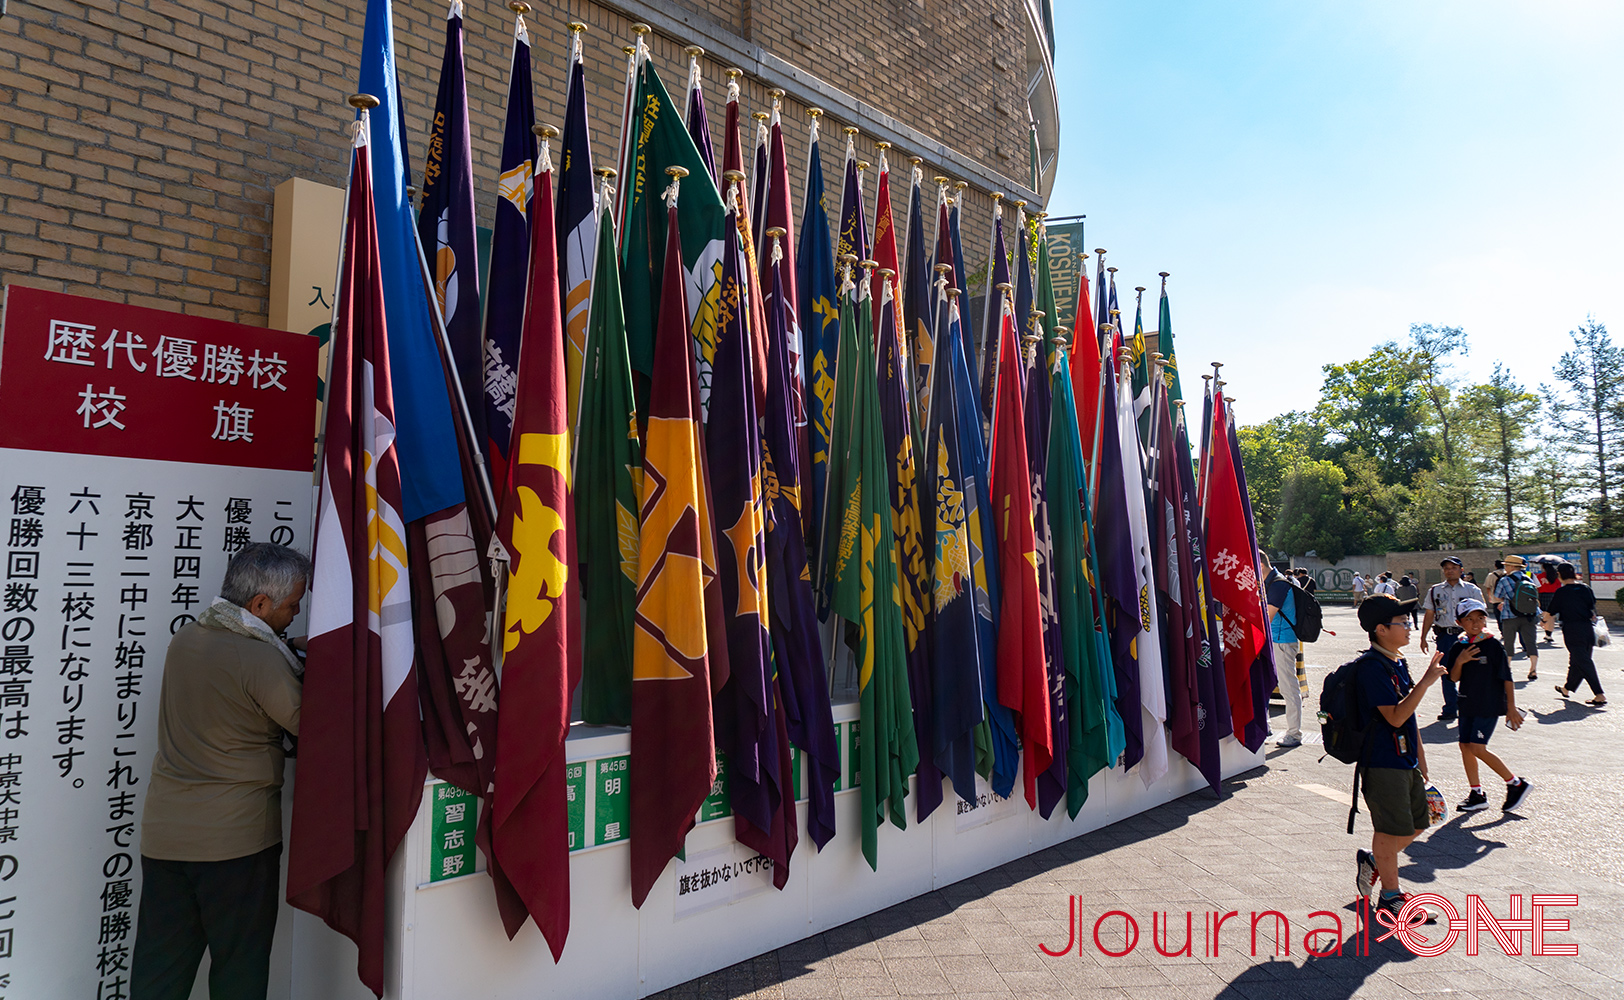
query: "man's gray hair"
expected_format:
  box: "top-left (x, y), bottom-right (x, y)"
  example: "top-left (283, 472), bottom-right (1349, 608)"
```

top-left (220, 542), bottom-right (313, 606)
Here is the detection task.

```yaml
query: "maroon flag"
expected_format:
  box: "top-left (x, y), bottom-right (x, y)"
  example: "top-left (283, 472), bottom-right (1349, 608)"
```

top-left (630, 175), bottom-right (722, 907)
top-left (490, 138), bottom-right (582, 959)
top-left (288, 113), bottom-right (426, 998)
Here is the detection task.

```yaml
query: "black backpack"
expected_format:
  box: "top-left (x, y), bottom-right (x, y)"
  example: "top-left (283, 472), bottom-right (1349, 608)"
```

top-left (1291, 588), bottom-right (1324, 643)
top-left (1318, 653), bottom-right (1398, 833)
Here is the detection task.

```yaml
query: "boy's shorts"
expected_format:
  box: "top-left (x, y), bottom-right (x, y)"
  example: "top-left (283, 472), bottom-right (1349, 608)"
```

top-left (1361, 766), bottom-right (1428, 836)
top-left (1459, 715), bottom-right (1499, 745)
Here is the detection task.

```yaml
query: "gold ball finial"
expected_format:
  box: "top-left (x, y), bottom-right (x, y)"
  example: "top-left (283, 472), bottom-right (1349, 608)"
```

top-left (910, 156), bottom-right (923, 166)
top-left (622, 45), bottom-right (636, 55)
top-left (934, 263), bottom-right (953, 275)
top-left (1159, 271), bottom-right (1170, 279)
top-left (507, 1), bottom-right (529, 13)
top-left (567, 20), bottom-right (587, 32)
top-left (945, 287), bottom-right (962, 299)
top-left (533, 124), bottom-right (559, 139)
top-left (876, 141), bottom-right (891, 151)
top-left (1134, 285), bottom-right (1146, 293)
top-left (1093, 247), bottom-right (1107, 256)
top-left (725, 67), bottom-right (743, 80)
top-left (347, 93), bottom-right (380, 110)
top-left (765, 226), bottom-right (787, 240)
top-left (685, 45), bottom-right (705, 59)
top-left (856, 160), bottom-right (870, 172)
top-left (878, 267), bottom-right (896, 279)
top-left (595, 167), bottom-right (618, 179)
top-left (722, 168), bottom-right (746, 183)
top-left (991, 191), bottom-right (1005, 202)
top-left (932, 175), bottom-right (950, 185)
top-left (843, 126), bottom-right (860, 137)
top-left (807, 107), bottom-right (824, 119)
top-left (858, 258), bottom-right (879, 270)
top-left (996, 281), bottom-right (1014, 293)
top-left (838, 253), bottom-right (860, 265)
top-left (768, 88), bottom-right (785, 101)
top-left (665, 165), bottom-right (689, 179)
top-left (753, 111), bottom-right (769, 122)
top-left (631, 22), bottom-right (651, 35)
top-left (1107, 266), bottom-right (1118, 274)
top-left (953, 180), bottom-right (968, 191)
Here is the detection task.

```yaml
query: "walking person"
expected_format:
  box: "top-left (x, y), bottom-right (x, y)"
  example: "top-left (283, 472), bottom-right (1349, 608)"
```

top-left (1395, 575), bottom-right (1420, 628)
top-left (1549, 563), bottom-right (1605, 706)
top-left (1483, 560), bottom-right (1507, 618)
top-left (1447, 599), bottom-right (1531, 813)
top-left (1493, 555), bottom-right (1543, 681)
top-left (1538, 563), bottom-right (1562, 643)
top-left (1352, 572), bottom-right (1368, 606)
top-left (1418, 557), bottom-right (1483, 723)
top-left (1351, 594), bottom-right (1443, 924)
top-left (1265, 561), bottom-right (1304, 747)
top-left (1294, 567), bottom-right (1318, 595)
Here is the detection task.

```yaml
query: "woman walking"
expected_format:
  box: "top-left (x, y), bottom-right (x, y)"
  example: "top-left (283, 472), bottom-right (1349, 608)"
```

top-left (1395, 575), bottom-right (1420, 628)
top-left (1549, 563), bottom-right (1605, 707)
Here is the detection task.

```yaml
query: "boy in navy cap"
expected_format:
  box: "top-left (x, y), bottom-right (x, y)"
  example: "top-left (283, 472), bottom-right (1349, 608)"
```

top-left (1449, 598), bottom-right (1530, 812)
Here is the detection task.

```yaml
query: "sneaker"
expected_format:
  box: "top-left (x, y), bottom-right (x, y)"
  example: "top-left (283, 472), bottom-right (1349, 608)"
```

top-left (1277, 734), bottom-right (1302, 747)
top-left (1503, 779), bottom-right (1532, 812)
top-left (1356, 850), bottom-right (1378, 898)
top-left (1436, 712), bottom-right (1457, 722)
top-left (1456, 789), bottom-right (1489, 812)
top-left (1378, 892), bottom-right (1438, 925)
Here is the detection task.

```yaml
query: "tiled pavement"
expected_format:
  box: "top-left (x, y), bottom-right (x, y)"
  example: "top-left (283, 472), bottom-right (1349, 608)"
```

top-left (653, 607), bottom-right (1624, 999)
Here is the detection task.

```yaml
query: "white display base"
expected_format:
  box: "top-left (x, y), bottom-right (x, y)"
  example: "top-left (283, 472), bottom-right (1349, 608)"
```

top-left (280, 706), bottom-right (1265, 1000)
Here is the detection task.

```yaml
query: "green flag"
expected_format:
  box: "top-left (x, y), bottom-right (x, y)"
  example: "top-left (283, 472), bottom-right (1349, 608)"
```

top-left (576, 197), bottom-right (641, 725)
top-left (819, 269), bottom-right (861, 609)
top-left (620, 56), bottom-right (726, 413)
top-left (829, 274), bottom-right (918, 870)
top-left (1158, 276), bottom-right (1185, 411)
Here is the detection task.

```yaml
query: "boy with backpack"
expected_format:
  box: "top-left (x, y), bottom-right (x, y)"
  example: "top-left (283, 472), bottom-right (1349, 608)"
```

top-left (1493, 555), bottom-right (1541, 681)
top-left (1329, 594), bottom-right (1446, 924)
top-left (1448, 599), bottom-right (1531, 812)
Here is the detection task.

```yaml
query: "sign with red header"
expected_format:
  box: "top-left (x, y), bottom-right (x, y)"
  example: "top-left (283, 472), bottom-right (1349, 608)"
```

top-left (0, 286), bottom-right (319, 472)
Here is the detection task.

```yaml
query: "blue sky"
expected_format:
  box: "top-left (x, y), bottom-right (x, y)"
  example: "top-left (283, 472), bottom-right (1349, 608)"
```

top-left (1046, 1), bottom-right (1624, 424)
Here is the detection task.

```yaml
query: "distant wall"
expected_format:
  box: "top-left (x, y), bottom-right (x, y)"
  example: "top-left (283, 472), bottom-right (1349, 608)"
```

top-left (1387, 539), bottom-right (1624, 621)
top-left (1276, 555), bottom-right (1387, 604)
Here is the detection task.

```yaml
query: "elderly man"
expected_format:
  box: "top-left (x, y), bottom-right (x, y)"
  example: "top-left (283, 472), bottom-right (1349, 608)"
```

top-left (132, 542), bottom-right (311, 1000)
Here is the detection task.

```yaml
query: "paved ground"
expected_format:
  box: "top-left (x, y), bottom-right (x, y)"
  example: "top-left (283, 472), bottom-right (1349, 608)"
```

top-left (654, 607), bottom-right (1624, 999)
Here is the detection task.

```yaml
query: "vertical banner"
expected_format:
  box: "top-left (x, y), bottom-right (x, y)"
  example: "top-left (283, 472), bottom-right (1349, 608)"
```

top-left (0, 287), bottom-right (317, 999)
top-left (1044, 220), bottom-right (1084, 334)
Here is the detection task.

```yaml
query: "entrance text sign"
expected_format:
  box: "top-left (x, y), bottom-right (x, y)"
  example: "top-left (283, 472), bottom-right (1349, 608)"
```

top-left (1589, 549), bottom-right (1624, 584)
top-left (0, 287), bottom-right (317, 1000)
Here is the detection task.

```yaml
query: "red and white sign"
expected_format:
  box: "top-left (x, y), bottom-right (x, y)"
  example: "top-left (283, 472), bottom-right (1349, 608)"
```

top-left (0, 286), bottom-right (319, 472)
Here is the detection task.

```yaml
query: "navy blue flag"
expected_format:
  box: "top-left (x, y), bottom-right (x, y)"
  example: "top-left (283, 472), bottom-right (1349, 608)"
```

top-left (800, 118), bottom-right (839, 571)
top-left (904, 164), bottom-right (934, 430)
top-left (709, 184), bottom-right (795, 883)
top-left (924, 286), bottom-right (985, 805)
top-left (1012, 212), bottom-right (1035, 391)
top-left (949, 290), bottom-right (1016, 798)
top-left (416, 1), bottom-right (485, 452)
top-left (684, 55), bottom-right (718, 186)
top-left (1174, 412), bottom-right (1227, 794)
top-left (1093, 340), bottom-right (1144, 770)
top-left (1094, 251), bottom-right (1108, 335)
top-left (949, 195), bottom-right (972, 388)
top-left (763, 232), bottom-right (840, 849)
top-left (836, 132), bottom-right (869, 263)
top-left (480, 13), bottom-right (535, 497)
top-left (1152, 379), bottom-right (1203, 778)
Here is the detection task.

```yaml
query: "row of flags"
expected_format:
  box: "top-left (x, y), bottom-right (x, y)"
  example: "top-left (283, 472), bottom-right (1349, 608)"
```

top-left (285, 3), bottom-right (1278, 994)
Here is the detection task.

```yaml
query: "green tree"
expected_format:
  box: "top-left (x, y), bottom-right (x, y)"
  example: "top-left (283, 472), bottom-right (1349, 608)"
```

top-left (1552, 319), bottom-right (1624, 535)
top-left (1270, 459), bottom-right (1351, 563)
top-left (1522, 435), bottom-right (1588, 542)
top-left (1314, 343), bottom-right (1435, 484)
top-left (1456, 363), bottom-right (1538, 543)
top-left (1341, 449), bottom-right (1410, 554)
top-left (1407, 323), bottom-right (1470, 464)
top-left (1237, 412), bottom-right (1312, 544)
top-left (1396, 460), bottom-right (1489, 550)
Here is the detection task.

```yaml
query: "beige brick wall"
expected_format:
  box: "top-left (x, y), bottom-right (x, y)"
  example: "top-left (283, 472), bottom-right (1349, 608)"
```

top-left (0, 0), bottom-right (1036, 327)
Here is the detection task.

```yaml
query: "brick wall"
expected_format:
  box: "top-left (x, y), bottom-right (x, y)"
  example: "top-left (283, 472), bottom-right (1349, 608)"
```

top-left (0, 0), bottom-right (1036, 328)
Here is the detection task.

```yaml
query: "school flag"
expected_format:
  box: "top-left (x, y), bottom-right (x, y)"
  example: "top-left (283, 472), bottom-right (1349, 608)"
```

top-left (416, 0), bottom-right (483, 449)
top-left (871, 149), bottom-right (901, 333)
top-left (989, 299), bottom-right (1051, 810)
top-left (951, 285), bottom-right (1015, 797)
top-left (817, 266), bottom-right (861, 608)
top-left (710, 183), bottom-right (796, 885)
top-left (683, 48), bottom-right (718, 186)
top-left (904, 161), bottom-right (935, 429)
top-left (798, 113), bottom-right (839, 564)
top-left (948, 191), bottom-right (972, 385)
top-left (828, 271), bottom-right (919, 869)
top-left (288, 110), bottom-right (425, 998)
top-left (558, 25), bottom-right (597, 437)
top-left (481, 10), bottom-right (535, 496)
top-left (1106, 268), bottom-right (1124, 359)
top-left (762, 232), bottom-right (840, 849)
top-left (877, 272), bottom-right (940, 821)
top-left (1011, 205), bottom-right (1035, 385)
top-left (836, 131), bottom-right (869, 264)
top-left (489, 139), bottom-right (581, 958)
top-left (575, 180), bottom-right (640, 726)
top-left (1174, 410), bottom-right (1230, 795)
top-left (1204, 391), bottom-right (1266, 744)
top-left (751, 110), bottom-right (770, 252)
top-left (976, 199), bottom-right (1010, 425)
top-left (620, 53), bottom-right (727, 417)
top-left (764, 97), bottom-right (808, 490)
top-left (1092, 343), bottom-right (1144, 770)
top-left (1151, 379), bottom-right (1202, 775)
top-left (924, 286), bottom-right (986, 805)
top-left (1026, 314), bottom-right (1067, 821)
top-left (629, 181), bottom-right (720, 907)
top-left (1158, 274), bottom-right (1186, 411)
top-left (1130, 290), bottom-right (1152, 440)
top-left (1048, 344), bottom-right (1112, 817)
top-left (1228, 403), bottom-right (1275, 752)
top-left (718, 87), bottom-right (770, 413)
top-left (1114, 345), bottom-right (1169, 787)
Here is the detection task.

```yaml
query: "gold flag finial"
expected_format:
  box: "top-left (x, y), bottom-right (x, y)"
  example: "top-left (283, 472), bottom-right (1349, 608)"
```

top-left (595, 167), bottom-right (618, 179)
top-left (508, 1), bottom-right (529, 13)
top-left (533, 124), bottom-right (559, 140)
top-left (807, 107), bottom-right (824, 119)
top-left (347, 93), bottom-right (380, 110)
top-left (567, 20), bottom-right (586, 33)
top-left (843, 125), bottom-right (860, 137)
top-left (685, 44), bottom-right (704, 58)
top-left (631, 22), bottom-right (651, 35)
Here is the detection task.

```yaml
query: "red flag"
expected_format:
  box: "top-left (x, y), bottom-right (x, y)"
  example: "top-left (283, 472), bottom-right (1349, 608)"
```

top-left (490, 141), bottom-right (583, 958)
top-left (721, 81), bottom-right (771, 411)
top-left (1204, 393), bottom-right (1267, 737)
top-left (288, 116), bottom-right (426, 998)
top-left (630, 179), bottom-right (720, 908)
top-left (871, 149), bottom-right (903, 349)
top-left (1068, 263), bottom-right (1102, 478)
top-left (988, 300), bottom-right (1050, 810)
top-left (762, 101), bottom-right (808, 492)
